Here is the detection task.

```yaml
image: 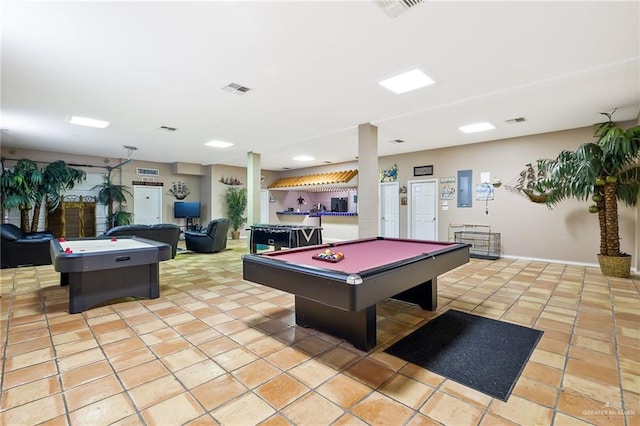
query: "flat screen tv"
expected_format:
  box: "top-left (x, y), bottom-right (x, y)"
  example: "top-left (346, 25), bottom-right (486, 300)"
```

top-left (174, 201), bottom-right (200, 218)
top-left (331, 197), bottom-right (348, 212)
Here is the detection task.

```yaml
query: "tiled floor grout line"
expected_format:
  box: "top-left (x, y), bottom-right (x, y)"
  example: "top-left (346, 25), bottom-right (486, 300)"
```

top-left (0, 268), bottom-right (15, 395)
top-left (478, 259), bottom-right (544, 425)
top-left (35, 267), bottom-right (76, 426)
top-left (196, 280), bottom-right (356, 424)
top-left (546, 263), bottom-right (584, 425)
top-left (609, 277), bottom-right (629, 426)
top-left (164, 287), bottom-right (275, 423)
top-left (90, 302), bottom-right (156, 425)
top-left (144, 294), bottom-right (222, 420)
top-left (148, 280), bottom-right (303, 423)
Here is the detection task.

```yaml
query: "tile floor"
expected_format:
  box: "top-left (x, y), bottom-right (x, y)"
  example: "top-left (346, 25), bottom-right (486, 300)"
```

top-left (1, 240), bottom-right (638, 425)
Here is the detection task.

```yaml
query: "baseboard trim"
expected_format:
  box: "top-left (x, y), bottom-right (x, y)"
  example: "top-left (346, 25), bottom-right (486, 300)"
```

top-left (500, 254), bottom-right (638, 273)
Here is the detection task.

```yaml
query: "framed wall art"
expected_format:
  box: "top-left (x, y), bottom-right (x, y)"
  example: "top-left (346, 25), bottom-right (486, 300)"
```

top-left (413, 165), bottom-right (433, 176)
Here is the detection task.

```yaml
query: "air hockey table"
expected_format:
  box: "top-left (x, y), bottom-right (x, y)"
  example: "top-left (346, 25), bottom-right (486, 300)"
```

top-left (50, 236), bottom-right (172, 313)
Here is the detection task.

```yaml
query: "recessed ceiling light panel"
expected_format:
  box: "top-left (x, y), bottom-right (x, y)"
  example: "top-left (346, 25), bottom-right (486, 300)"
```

top-left (293, 155), bottom-right (314, 162)
top-left (378, 69), bottom-right (434, 94)
top-left (205, 140), bottom-right (234, 148)
top-left (458, 122), bottom-right (495, 133)
top-left (68, 115), bottom-right (110, 128)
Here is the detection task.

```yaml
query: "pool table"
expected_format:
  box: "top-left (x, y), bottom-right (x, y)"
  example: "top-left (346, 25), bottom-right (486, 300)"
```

top-left (242, 237), bottom-right (470, 350)
top-left (50, 236), bottom-right (172, 313)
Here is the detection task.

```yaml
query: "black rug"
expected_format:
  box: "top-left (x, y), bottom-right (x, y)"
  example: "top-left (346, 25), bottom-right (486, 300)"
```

top-left (385, 309), bottom-right (543, 401)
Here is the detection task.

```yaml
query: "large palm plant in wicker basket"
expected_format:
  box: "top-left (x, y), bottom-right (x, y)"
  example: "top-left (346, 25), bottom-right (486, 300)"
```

top-left (536, 113), bottom-right (640, 278)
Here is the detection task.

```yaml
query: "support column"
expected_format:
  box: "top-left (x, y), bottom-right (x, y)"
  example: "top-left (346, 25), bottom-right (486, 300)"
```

top-left (247, 152), bottom-right (261, 242)
top-left (203, 165), bottom-right (214, 220)
top-left (357, 123), bottom-right (379, 238)
top-left (631, 114), bottom-right (640, 273)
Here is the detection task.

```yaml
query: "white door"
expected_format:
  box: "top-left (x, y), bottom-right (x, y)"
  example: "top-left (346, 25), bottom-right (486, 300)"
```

top-left (379, 182), bottom-right (399, 237)
top-left (260, 190), bottom-right (269, 224)
top-left (133, 185), bottom-right (163, 225)
top-left (408, 179), bottom-right (437, 240)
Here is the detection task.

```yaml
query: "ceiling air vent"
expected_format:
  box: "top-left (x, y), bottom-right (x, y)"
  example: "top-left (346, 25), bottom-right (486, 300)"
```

top-left (375, 0), bottom-right (424, 18)
top-left (389, 139), bottom-right (405, 143)
top-left (222, 82), bottom-right (252, 95)
top-left (159, 125), bottom-right (177, 132)
top-left (505, 117), bottom-right (527, 124)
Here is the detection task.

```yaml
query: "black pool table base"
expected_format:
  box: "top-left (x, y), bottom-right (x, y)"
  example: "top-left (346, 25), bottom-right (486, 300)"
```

top-left (295, 278), bottom-right (437, 351)
top-left (61, 263), bottom-right (160, 314)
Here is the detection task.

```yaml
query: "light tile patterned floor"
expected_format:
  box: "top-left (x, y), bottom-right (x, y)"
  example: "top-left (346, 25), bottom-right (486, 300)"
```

top-left (1, 240), bottom-right (638, 425)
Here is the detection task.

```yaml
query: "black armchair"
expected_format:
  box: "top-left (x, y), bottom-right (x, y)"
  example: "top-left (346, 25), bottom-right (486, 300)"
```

top-left (103, 223), bottom-right (181, 258)
top-left (1, 223), bottom-right (55, 268)
top-left (185, 218), bottom-right (230, 253)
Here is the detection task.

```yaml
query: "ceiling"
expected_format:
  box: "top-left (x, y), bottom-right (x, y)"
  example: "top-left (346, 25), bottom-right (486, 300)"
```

top-left (2, 1), bottom-right (639, 172)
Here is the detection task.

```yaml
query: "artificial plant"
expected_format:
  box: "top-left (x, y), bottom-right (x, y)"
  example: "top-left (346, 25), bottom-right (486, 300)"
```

top-left (224, 186), bottom-right (247, 235)
top-left (536, 112), bottom-right (640, 276)
top-left (1, 158), bottom-right (86, 232)
top-left (92, 173), bottom-right (133, 229)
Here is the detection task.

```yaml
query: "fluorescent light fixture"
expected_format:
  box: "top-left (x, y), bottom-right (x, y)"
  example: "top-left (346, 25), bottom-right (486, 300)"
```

top-left (293, 155), bottom-right (314, 162)
top-left (68, 115), bottom-right (110, 128)
top-left (459, 122), bottom-right (495, 133)
top-left (205, 140), bottom-right (234, 148)
top-left (378, 69), bottom-right (434, 94)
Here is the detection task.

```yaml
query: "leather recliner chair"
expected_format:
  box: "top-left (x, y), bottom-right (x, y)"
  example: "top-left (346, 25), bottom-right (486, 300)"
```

top-left (1, 223), bottom-right (55, 268)
top-left (103, 223), bottom-right (181, 258)
top-left (185, 218), bottom-right (230, 253)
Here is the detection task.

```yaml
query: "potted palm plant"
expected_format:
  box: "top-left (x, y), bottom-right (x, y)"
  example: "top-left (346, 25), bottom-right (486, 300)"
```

top-left (224, 186), bottom-right (247, 239)
top-left (30, 161), bottom-right (86, 232)
top-left (1, 158), bottom-right (40, 231)
top-left (536, 113), bottom-right (640, 278)
top-left (92, 174), bottom-right (133, 230)
top-left (1, 158), bottom-right (86, 232)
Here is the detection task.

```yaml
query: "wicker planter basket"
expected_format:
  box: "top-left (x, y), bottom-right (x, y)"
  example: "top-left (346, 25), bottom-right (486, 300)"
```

top-left (597, 254), bottom-right (632, 278)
